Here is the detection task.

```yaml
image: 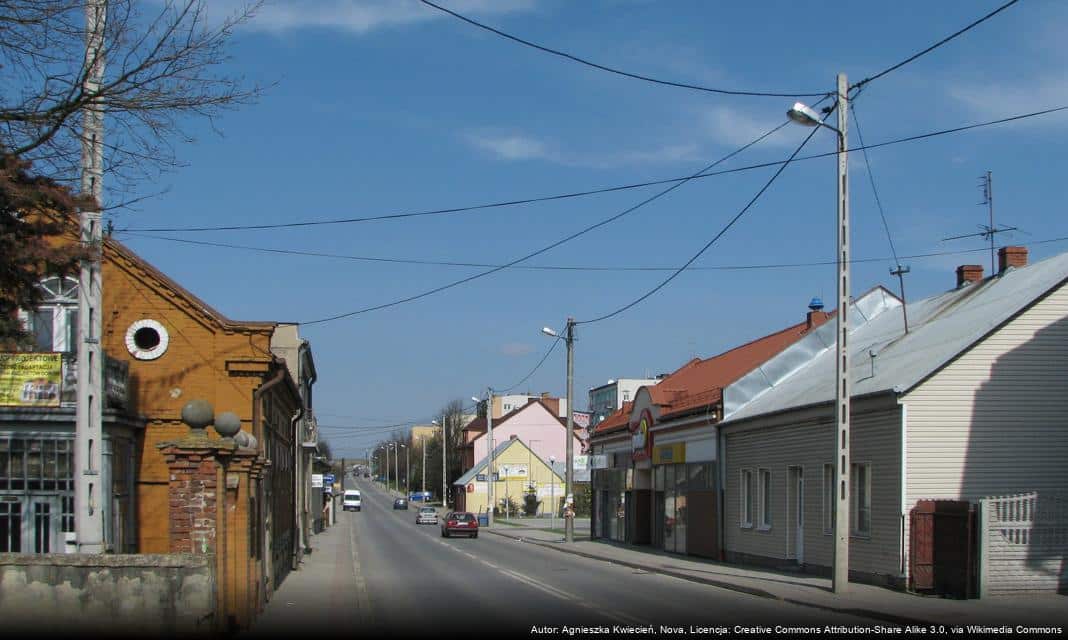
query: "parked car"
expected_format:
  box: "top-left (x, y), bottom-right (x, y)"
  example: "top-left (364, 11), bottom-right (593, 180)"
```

top-left (416, 506), bottom-right (437, 525)
top-left (440, 511), bottom-right (478, 538)
top-left (342, 489), bottom-right (361, 512)
top-left (393, 498), bottom-right (408, 510)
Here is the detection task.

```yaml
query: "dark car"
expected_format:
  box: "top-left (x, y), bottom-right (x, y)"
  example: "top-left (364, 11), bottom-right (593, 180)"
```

top-left (393, 498), bottom-right (408, 510)
top-left (440, 511), bottom-right (479, 538)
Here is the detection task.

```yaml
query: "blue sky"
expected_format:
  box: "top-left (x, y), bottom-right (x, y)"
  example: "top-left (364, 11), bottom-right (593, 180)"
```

top-left (111, 1), bottom-right (1068, 458)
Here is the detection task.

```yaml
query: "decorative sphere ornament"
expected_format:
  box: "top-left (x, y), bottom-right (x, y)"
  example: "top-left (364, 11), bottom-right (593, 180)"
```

top-left (181, 399), bottom-right (214, 431)
top-left (214, 411), bottom-right (241, 438)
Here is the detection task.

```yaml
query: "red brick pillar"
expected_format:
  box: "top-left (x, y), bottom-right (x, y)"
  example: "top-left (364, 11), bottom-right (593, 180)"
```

top-left (158, 437), bottom-right (236, 555)
top-left (223, 448), bottom-right (261, 629)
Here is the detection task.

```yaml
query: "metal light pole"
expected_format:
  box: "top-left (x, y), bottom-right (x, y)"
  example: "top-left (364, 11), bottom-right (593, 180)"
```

top-left (542, 318), bottom-right (576, 543)
top-left (788, 73), bottom-right (850, 593)
top-left (528, 439), bottom-right (541, 515)
top-left (550, 455), bottom-right (556, 531)
top-left (474, 390), bottom-right (495, 526)
top-left (421, 435), bottom-right (426, 493)
top-left (403, 443), bottom-right (409, 495)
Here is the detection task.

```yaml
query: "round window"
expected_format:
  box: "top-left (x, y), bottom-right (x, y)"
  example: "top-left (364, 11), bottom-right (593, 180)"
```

top-left (125, 319), bottom-right (169, 360)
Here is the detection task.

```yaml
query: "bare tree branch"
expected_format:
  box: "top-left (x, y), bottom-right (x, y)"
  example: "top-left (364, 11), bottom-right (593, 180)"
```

top-left (0, 0), bottom-right (264, 206)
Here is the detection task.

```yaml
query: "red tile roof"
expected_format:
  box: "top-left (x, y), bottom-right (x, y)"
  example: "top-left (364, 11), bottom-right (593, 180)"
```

top-left (653, 311), bottom-right (832, 420)
top-left (589, 311), bottom-right (833, 442)
top-left (592, 402), bottom-right (633, 435)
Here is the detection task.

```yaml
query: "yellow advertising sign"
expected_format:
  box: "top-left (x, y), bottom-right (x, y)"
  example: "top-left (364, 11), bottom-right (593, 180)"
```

top-left (653, 443), bottom-right (686, 466)
top-left (0, 353), bottom-right (63, 407)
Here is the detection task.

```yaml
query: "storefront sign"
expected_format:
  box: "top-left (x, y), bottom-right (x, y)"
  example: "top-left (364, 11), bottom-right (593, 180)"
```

top-left (0, 353), bottom-right (62, 407)
top-left (311, 474), bottom-right (323, 488)
top-left (572, 411), bottom-right (591, 428)
top-left (589, 454), bottom-right (609, 469)
top-left (653, 443), bottom-right (686, 465)
top-left (630, 409), bottom-right (654, 461)
top-left (498, 464), bottom-right (528, 479)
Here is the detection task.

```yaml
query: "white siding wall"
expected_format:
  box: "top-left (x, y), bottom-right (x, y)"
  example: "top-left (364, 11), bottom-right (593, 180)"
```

top-left (722, 404), bottom-right (902, 579)
top-left (905, 283), bottom-right (1068, 504)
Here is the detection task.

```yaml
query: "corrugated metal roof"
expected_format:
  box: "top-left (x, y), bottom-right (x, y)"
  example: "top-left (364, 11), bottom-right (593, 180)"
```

top-left (723, 251), bottom-right (1068, 423)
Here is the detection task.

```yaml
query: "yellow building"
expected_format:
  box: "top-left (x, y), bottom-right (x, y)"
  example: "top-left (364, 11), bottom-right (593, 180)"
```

top-left (410, 424), bottom-right (440, 443)
top-left (453, 436), bottom-right (564, 517)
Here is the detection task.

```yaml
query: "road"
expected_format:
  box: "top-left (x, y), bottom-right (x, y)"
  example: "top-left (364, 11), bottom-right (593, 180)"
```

top-left (342, 478), bottom-right (880, 635)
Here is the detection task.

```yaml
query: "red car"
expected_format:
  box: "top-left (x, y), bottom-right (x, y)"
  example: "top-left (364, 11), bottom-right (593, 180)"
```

top-left (440, 511), bottom-right (479, 538)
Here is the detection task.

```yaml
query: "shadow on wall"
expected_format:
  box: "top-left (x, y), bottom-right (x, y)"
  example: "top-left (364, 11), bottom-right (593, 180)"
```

top-left (967, 313), bottom-right (1068, 594)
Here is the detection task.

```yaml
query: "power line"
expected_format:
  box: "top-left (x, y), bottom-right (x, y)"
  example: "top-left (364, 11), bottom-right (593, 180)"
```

top-left (419, 0), bottom-right (828, 99)
top-left (115, 103), bottom-right (1068, 235)
top-left (120, 229), bottom-right (1068, 273)
top-left (851, 0), bottom-right (1021, 91)
top-left (577, 112), bottom-right (826, 326)
top-left (496, 329), bottom-right (563, 394)
top-left (299, 119), bottom-right (795, 326)
top-left (850, 100), bottom-right (901, 266)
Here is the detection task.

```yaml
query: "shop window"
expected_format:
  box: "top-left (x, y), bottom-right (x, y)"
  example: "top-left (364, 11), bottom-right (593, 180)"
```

top-left (851, 462), bottom-right (871, 536)
top-left (758, 468), bottom-right (772, 529)
top-left (823, 463), bottom-right (835, 534)
top-left (740, 469), bottom-right (754, 528)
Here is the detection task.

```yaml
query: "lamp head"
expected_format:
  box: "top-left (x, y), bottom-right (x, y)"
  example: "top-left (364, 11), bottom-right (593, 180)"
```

top-left (471, 397), bottom-right (480, 403)
top-left (787, 102), bottom-right (821, 127)
top-left (541, 326), bottom-right (558, 337)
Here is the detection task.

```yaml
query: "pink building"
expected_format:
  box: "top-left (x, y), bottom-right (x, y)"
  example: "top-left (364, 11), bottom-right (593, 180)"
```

top-left (461, 400), bottom-right (583, 472)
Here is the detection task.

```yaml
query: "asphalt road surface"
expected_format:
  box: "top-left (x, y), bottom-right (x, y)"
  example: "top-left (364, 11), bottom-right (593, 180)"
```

top-left (346, 478), bottom-right (880, 636)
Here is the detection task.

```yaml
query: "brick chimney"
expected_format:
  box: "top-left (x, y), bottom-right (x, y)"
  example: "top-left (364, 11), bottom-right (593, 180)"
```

top-left (956, 264), bottom-right (984, 287)
top-left (998, 246), bottom-right (1028, 273)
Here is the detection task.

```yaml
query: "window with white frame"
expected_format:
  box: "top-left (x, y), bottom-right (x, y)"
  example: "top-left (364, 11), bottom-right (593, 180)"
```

top-left (19, 277), bottom-right (79, 352)
top-left (823, 463), bottom-right (835, 534)
top-left (758, 468), bottom-right (772, 529)
top-left (740, 469), bottom-right (754, 528)
top-left (851, 462), bottom-right (871, 535)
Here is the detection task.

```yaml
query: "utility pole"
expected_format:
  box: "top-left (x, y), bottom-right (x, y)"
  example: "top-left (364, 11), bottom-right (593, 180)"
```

top-left (890, 265), bottom-right (910, 333)
top-left (564, 317), bottom-right (575, 544)
top-left (421, 436), bottom-right (426, 493)
top-left (405, 444), bottom-right (410, 495)
top-left (341, 457), bottom-right (346, 492)
top-left (76, 0), bottom-right (107, 554)
top-left (440, 412), bottom-right (447, 508)
top-left (832, 72), bottom-right (851, 595)
top-left (487, 388), bottom-right (495, 527)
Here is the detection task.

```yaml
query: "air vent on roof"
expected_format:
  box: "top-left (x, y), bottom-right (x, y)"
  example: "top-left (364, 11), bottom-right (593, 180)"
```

top-left (808, 297), bottom-right (824, 312)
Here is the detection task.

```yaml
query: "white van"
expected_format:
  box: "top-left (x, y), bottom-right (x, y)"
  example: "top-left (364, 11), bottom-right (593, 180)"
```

top-left (343, 489), bottom-right (362, 512)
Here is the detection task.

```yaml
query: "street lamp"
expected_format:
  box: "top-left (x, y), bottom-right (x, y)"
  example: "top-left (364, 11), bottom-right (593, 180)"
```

top-left (549, 455), bottom-right (556, 532)
top-left (473, 390), bottom-right (495, 527)
top-left (788, 73), bottom-right (850, 594)
top-left (400, 443), bottom-right (409, 495)
top-left (542, 318), bottom-right (575, 543)
top-left (528, 439), bottom-right (541, 516)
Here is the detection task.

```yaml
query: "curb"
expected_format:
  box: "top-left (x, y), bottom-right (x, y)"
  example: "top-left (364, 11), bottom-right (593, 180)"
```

top-left (487, 529), bottom-right (936, 628)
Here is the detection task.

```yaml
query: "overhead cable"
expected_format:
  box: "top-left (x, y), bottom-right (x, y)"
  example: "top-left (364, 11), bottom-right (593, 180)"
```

top-left (577, 113), bottom-right (826, 326)
top-left (297, 120), bottom-right (794, 326)
top-left (116, 103), bottom-right (1068, 235)
top-left (418, 0), bottom-right (827, 99)
top-left (121, 231), bottom-right (1068, 273)
top-left (850, 0), bottom-right (1020, 91)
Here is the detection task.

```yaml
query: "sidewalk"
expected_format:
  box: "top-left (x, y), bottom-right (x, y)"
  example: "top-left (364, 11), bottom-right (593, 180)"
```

top-left (243, 509), bottom-right (369, 636)
top-left (486, 524), bottom-right (1067, 628)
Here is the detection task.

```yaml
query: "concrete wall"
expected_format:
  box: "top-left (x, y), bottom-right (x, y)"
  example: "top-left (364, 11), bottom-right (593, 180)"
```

top-left (0, 553), bottom-right (214, 634)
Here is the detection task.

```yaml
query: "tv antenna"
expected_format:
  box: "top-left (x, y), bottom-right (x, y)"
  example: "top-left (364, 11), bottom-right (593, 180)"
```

top-left (942, 171), bottom-right (1018, 274)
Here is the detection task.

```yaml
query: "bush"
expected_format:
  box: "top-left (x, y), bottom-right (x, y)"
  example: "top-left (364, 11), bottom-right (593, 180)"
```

top-left (523, 493), bottom-right (541, 516)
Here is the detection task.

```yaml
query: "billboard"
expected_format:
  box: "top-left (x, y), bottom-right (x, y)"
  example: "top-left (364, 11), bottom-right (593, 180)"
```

top-left (572, 411), bottom-right (591, 429)
top-left (0, 353), bottom-right (62, 407)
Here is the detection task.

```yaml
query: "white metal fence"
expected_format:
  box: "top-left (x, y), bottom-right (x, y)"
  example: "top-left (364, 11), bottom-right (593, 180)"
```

top-left (979, 491), bottom-right (1068, 596)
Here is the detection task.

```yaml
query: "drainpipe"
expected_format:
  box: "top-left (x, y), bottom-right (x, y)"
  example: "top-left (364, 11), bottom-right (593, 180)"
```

top-left (253, 363), bottom-right (287, 606)
top-left (290, 405), bottom-right (303, 570)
